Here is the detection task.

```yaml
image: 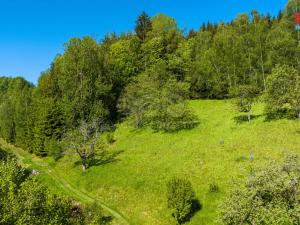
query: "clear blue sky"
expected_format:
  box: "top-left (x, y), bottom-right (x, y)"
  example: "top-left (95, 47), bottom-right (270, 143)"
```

top-left (0, 0), bottom-right (288, 84)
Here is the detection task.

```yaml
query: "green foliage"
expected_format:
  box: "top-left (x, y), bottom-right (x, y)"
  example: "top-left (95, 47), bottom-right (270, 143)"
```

top-left (0, 157), bottom-right (78, 224)
top-left (84, 203), bottom-right (111, 225)
top-left (0, 151), bottom-right (110, 225)
top-left (0, 77), bottom-right (34, 147)
top-left (266, 21), bottom-right (298, 68)
top-left (231, 85), bottom-right (260, 121)
top-left (56, 37), bottom-right (111, 126)
top-left (265, 65), bottom-right (300, 118)
top-left (135, 11), bottom-right (152, 41)
top-left (208, 182), bottom-right (219, 193)
top-left (167, 178), bottom-right (198, 224)
top-left (149, 102), bottom-right (198, 131)
top-left (150, 13), bottom-right (178, 37)
top-left (220, 155), bottom-right (300, 225)
top-left (119, 63), bottom-right (197, 131)
top-left (1, 5), bottom-right (299, 155)
top-left (65, 120), bottom-right (107, 171)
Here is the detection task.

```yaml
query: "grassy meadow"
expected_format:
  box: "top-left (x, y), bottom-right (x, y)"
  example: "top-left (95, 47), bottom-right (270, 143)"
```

top-left (3, 99), bottom-right (300, 225)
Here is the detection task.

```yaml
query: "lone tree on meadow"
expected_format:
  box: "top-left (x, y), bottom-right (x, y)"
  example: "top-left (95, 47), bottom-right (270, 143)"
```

top-left (167, 178), bottom-right (199, 224)
top-left (232, 85), bottom-right (260, 122)
top-left (65, 120), bottom-right (107, 172)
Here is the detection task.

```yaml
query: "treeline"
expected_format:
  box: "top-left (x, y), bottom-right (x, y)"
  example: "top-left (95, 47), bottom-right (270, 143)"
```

top-left (0, 0), bottom-right (299, 156)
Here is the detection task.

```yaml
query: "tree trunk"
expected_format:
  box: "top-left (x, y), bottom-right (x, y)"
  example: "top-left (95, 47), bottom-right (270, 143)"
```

top-left (81, 157), bottom-right (87, 172)
top-left (82, 163), bottom-right (86, 172)
top-left (248, 111), bottom-right (251, 122)
top-left (259, 38), bottom-right (266, 90)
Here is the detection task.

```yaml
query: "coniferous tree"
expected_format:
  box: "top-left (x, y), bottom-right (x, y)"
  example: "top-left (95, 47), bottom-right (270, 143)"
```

top-left (135, 11), bottom-right (152, 41)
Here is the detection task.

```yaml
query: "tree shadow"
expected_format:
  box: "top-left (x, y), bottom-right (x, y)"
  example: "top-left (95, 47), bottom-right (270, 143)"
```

top-left (181, 199), bottom-right (202, 224)
top-left (264, 110), bottom-right (298, 122)
top-left (73, 150), bottom-right (124, 169)
top-left (152, 121), bottom-right (200, 134)
top-left (233, 115), bottom-right (262, 124)
top-left (90, 150), bottom-right (124, 167)
top-left (101, 216), bottom-right (113, 224)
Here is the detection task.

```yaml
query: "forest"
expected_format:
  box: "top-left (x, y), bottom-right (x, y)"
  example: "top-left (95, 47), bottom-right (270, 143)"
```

top-left (1, 0), bottom-right (300, 224)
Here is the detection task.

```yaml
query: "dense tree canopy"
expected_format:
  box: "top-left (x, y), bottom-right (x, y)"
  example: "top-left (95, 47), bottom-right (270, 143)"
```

top-left (0, 0), bottom-right (299, 156)
top-left (265, 65), bottom-right (300, 118)
top-left (118, 63), bottom-right (197, 131)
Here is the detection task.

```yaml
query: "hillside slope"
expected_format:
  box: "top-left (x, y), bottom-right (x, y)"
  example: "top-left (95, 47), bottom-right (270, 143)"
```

top-left (3, 99), bottom-right (300, 225)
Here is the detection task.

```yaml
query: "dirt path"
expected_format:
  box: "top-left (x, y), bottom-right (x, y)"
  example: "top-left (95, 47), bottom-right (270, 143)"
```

top-left (1, 141), bottom-right (131, 225)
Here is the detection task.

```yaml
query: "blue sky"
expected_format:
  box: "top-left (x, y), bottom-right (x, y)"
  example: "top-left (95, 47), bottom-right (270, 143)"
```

top-left (0, 0), bottom-right (288, 84)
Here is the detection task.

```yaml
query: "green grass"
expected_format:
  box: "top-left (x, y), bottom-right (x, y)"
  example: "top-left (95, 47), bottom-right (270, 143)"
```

top-left (3, 99), bottom-right (300, 225)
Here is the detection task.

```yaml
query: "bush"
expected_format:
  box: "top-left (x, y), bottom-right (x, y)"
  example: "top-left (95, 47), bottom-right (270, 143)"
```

top-left (84, 202), bottom-right (111, 225)
top-left (0, 152), bottom-right (110, 225)
top-left (167, 178), bottom-right (198, 224)
top-left (220, 155), bottom-right (300, 225)
top-left (0, 157), bottom-right (80, 224)
top-left (208, 182), bottom-right (219, 193)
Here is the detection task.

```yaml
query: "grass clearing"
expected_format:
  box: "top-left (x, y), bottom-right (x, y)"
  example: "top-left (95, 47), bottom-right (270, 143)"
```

top-left (2, 99), bottom-right (300, 224)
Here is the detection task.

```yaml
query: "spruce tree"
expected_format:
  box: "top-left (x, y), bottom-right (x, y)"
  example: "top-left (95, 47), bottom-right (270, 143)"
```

top-left (135, 11), bottom-right (152, 41)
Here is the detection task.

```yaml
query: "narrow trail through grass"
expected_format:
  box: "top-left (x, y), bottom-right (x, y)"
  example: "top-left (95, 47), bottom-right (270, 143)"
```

top-left (0, 140), bottom-right (131, 225)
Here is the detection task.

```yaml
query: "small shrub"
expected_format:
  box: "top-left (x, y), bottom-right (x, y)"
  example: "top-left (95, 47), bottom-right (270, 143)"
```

top-left (208, 182), bottom-right (219, 193)
top-left (167, 177), bottom-right (198, 224)
top-left (84, 202), bottom-right (111, 224)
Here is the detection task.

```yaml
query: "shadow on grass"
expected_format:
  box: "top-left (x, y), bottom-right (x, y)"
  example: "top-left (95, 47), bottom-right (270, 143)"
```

top-left (233, 115), bottom-right (262, 124)
top-left (127, 119), bottom-right (200, 134)
top-left (181, 199), bottom-right (202, 224)
top-left (152, 121), bottom-right (200, 134)
top-left (90, 150), bottom-right (124, 167)
top-left (264, 109), bottom-right (299, 122)
top-left (73, 150), bottom-right (124, 169)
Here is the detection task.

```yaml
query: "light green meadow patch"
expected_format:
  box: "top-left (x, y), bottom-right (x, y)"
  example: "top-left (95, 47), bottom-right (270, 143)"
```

top-left (3, 99), bottom-right (300, 225)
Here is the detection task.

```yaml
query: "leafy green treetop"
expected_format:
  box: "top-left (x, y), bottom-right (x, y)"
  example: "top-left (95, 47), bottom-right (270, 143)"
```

top-left (167, 178), bottom-right (199, 224)
top-left (232, 85), bottom-right (260, 121)
top-left (220, 155), bottom-right (300, 225)
top-left (265, 65), bottom-right (300, 118)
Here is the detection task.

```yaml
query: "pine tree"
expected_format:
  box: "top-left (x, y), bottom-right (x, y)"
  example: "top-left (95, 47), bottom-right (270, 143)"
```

top-left (135, 11), bottom-right (152, 41)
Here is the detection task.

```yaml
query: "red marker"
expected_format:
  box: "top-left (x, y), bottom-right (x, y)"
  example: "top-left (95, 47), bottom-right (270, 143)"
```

top-left (294, 12), bottom-right (300, 25)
